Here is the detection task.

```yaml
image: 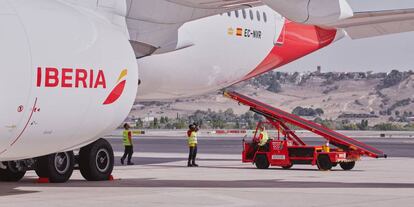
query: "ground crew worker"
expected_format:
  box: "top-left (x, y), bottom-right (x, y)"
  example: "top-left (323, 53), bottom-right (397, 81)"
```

top-left (247, 126), bottom-right (269, 159)
top-left (121, 123), bottom-right (134, 165)
top-left (187, 124), bottom-right (199, 167)
top-left (258, 126), bottom-right (269, 147)
top-left (323, 140), bottom-right (330, 152)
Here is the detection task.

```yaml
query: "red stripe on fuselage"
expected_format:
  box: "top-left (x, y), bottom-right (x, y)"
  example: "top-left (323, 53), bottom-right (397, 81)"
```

top-left (242, 20), bottom-right (337, 81)
top-left (10, 98), bottom-right (38, 147)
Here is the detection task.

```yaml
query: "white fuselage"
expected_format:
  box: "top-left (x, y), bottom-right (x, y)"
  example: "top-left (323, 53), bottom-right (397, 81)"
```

top-left (137, 6), bottom-right (282, 100)
top-left (0, 2), bottom-right (340, 161)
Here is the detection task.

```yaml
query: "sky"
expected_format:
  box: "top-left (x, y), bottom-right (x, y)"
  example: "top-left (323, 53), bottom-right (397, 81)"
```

top-left (279, 0), bottom-right (414, 73)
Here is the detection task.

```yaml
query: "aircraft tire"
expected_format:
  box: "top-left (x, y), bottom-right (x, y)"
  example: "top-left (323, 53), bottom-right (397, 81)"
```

top-left (79, 138), bottom-right (114, 181)
top-left (35, 151), bottom-right (75, 183)
top-left (0, 161), bottom-right (26, 182)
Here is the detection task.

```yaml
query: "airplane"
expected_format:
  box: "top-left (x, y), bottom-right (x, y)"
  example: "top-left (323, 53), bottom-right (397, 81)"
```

top-left (1, 0), bottom-right (414, 183)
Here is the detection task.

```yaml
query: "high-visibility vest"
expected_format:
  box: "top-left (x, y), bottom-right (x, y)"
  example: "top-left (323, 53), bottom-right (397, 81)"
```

top-left (322, 141), bottom-right (330, 152)
top-left (258, 131), bottom-right (269, 146)
top-left (188, 131), bottom-right (198, 147)
top-left (123, 130), bottom-right (132, 146)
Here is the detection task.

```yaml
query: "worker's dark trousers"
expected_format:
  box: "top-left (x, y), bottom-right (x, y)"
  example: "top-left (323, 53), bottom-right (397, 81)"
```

top-left (188, 145), bottom-right (198, 164)
top-left (122, 145), bottom-right (133, 163)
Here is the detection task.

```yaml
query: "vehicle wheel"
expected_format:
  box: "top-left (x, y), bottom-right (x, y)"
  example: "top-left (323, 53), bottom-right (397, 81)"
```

top-left (0, 161), bottom-right (26, 182)
top-left (317, 155), bottom-right (332, 171)
top-left (282, 164), bottom-right (293, 169)
top-left (35, 151), bottom-right (75, 183)
top-left (255, 154), bottom-right (270, 169)
top-left (340, 161), bottom-right (355, 171)
top-left (79, 138), bottom-right (114, 181)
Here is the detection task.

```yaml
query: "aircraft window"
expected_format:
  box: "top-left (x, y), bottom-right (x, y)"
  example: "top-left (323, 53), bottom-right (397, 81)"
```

top-left (263, 12), bottom-right (267, 22)
top-left (249, 10), bottom-right (254, 20)
top-left (235, 10), bottom-right (239, 18)
top-left (227, 12), bottom-right (231, 17)
top-left (242, 9), bottom-right (247, 19)
top-left (256, 11), bottom-right (261, 21)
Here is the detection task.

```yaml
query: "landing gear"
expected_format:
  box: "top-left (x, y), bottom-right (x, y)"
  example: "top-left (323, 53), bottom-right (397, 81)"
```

top-left (1, 138), bottom-right (114, 183)
top-left (79, 138), bottom-right (114, 181)
top-left (35, 151), bottom-right (75, 183)
top-left (0, 161), bottom-right (26, 182)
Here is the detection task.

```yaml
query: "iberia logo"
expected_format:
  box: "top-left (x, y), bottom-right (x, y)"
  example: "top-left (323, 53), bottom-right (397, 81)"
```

top-left (103, 69), bottom-right (127, 105)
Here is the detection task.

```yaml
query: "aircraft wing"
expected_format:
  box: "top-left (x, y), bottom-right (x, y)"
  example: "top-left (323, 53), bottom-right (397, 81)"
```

top-left (126, 0), bottom-right (262, 57)
top-left (258, 0), bottom-right (414, 40)
top-left (126, 0), bottom-right (414, 55)
top-left (329, 8), bottom-right (414, 39)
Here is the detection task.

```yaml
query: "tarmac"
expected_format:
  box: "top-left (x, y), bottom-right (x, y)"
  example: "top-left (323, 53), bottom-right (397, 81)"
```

top-left (1, 135), bottom-right (414, 206)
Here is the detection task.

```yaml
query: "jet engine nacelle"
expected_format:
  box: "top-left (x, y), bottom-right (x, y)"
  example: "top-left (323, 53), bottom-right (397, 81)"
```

top-left (0, 1), bottom-right (138, 161)
top-left (262, 0), bottom-right (353, 25)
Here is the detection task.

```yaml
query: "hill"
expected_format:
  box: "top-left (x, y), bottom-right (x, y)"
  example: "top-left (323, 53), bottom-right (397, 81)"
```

top-left (127, 69), bottom-right (414, 129)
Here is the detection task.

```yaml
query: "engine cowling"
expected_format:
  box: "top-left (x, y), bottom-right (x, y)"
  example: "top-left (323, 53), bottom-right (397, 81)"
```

top-left (262, 0), bottom-right (353, 25)
top-left (0, 1), bottom-right (138, 161)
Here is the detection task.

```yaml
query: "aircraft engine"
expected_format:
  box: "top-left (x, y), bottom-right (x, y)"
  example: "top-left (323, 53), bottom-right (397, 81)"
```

top-left (0, 1), bottom-right (138, 161)
top-left (262, 0), bottom-right (354, 25)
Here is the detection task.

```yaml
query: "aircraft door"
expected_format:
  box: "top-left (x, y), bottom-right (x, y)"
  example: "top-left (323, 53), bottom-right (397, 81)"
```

top-left (0, 13), bottom-right (32, 156)
top-left (273, 15), bottom-right (286, 46)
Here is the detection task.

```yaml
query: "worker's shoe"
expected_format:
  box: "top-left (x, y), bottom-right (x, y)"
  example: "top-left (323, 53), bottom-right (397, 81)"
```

top-left (187, 163), bottom-right (193, 167)
top-left (127, 162), bottom-right (134, 166)
top-left (120, 158), bottom-right (125, 165)
top-left (192, 163), bottom-right (199, 167)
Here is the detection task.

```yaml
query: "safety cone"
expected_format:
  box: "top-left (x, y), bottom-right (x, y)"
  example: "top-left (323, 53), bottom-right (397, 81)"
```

top-left (37, 177), bottom-right (50, 183)
top-left (108, 175), bottom-right (114, 181)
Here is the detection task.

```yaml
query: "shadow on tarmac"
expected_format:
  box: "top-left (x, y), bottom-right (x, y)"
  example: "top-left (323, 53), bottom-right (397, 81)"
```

top-left (114, 156), bottom-right (239, 166)
top-left (2, 177), bottom-right (414, 197)
top-left (0, 185), bottom-right (38, 197)
top-left (0, 156), bottom-right (402, 197)
top-left (116, 156), bottom-right (356, 172)
top-left (195, 165), bottom-right (364, 172)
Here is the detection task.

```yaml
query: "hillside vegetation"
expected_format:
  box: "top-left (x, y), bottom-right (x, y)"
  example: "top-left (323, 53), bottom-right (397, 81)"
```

top-left (128, 70), bottom-right (414, 130)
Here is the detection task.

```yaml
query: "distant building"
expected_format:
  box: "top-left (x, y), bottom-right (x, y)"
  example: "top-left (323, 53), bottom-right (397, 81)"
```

top-left (131, 104), bottom-right (145, 110)
top-left (316, 66), bottom-right (322, 74)
top-left (143, 117), bottom-right (155, 122)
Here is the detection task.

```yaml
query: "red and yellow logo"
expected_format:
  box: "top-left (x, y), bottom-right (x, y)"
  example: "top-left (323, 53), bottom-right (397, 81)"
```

top-left (36, 67), bottom-right (127, 105)
top-left (103, 69), bottom-right (127, 105)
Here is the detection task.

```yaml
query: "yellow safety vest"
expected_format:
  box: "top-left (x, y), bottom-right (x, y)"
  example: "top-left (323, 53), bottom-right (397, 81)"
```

top-left (188, 131), bottom-right (198, 147)
top-left (123, 130), bottom-right (132, 146)
top-left (258, 131), bottom-right (269, 146)
top-left (322, 141), bottom-right (330, 152)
